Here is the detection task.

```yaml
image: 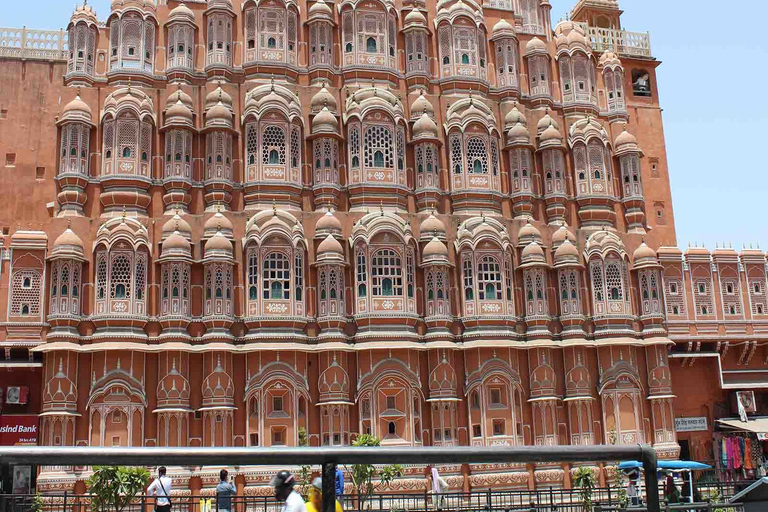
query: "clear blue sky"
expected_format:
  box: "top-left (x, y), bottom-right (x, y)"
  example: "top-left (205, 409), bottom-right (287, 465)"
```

top-left (7, 0), bottom-right (768, 251)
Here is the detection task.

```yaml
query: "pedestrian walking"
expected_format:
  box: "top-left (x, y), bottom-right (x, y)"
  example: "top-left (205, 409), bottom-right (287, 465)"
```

top-left (305, 477), bottom-right (343, 512)
top-left (271, 471), bottom-right (307, 512)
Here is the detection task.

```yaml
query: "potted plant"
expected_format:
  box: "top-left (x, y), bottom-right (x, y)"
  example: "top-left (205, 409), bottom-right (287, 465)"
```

top-left (86, 466), bottom-right (150, 512)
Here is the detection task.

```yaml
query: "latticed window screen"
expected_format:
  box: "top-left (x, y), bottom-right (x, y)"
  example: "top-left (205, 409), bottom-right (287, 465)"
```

top-left (529, 55), bottom-right (549, 96)
top-left (693, 279), bottom-right (714, 316)
top-left (559, 270), bottom-right (581, 315)
top-left (450, 134), bottom-right (463, 174)
top-left (110, 254), bottom-right (132, 299)
top-left (521, 0), bottom-right (541, 33)
top-left (349, 125), bottom-right (360, 167)
top-left (559, 57), bottom-right (573, 102)
top-left (263, 252), bottom-right (291, 300)
top-left (453, 28), bottom-right (477, 67)
top-left (591, 263), bottom-right (605, 303)
top-left (749, 279), bottom-right (768, 315)
top-left (466, 137), bottom-right (489, 174)
top-left (96, 253), bottom-right (108, 301)
top-left (247, 249), bottom-right (259, 301)
top-left (259, 8), bottom-right (285, 53)
top-left (291, 126), bottom-right (300, 169)
top-left (294, 250), bottom-right (304, 302)
top-left (122, 19), bottom-right (141, 59)
top-left (605, 261), bottom-right (624, 301)
top-left (135, 253), bottom-right (147, 301)
top-left (363, 125), bottom-right (393, 169)
top-left (356, 250), bottom-right (367, 297)
top-left (343, 11), bottom-right (354, 52)
top-left (462, 258), bottom-right (474, 300)
top-left (477, 256), bottom-right (502, 300)
top-left (10, 270), bottom-right (41, 316)
top-left (721, 277), bottom-right (742, 315)
top-left (664, 278), bottom-right (685, 316)
top-left (406, 250), bottom-right (414, 298)
top-left (262, 125), bottom-right (286, 165)
top-left (490, 138), bottom-right (500, 177)
top-left (438, 25), bottom-right (452, 75)
top-left (371, 249), bottom-right (402, 297)
top-left (246, 124), bottom-right (259, 167)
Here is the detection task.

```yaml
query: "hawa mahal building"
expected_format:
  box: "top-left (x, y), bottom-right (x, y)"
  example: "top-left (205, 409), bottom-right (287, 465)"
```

top-left (0, 0), bottom-right (765, 496)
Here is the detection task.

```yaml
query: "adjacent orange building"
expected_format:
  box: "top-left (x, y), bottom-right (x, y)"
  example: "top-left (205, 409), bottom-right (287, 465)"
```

top-left (0, 0), bottom-right (764, 495)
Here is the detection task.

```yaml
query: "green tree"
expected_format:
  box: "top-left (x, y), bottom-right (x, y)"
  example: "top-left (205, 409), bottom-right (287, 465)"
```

top-left (30, 493), bottom-right (44, 512)
top-left (346, 435), bottom-right (403, 510)
top-left (606, 464), bottom-right (628, 509)
top-left (573, 466), bottom-right (597, 512)
top-left (86, 466), bottom-right (150, 512)
top-left (297, 427), bottom-right (312, 496)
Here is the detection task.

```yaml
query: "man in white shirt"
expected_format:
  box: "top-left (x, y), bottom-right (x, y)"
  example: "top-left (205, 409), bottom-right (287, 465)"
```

top-left (147, 466), bottom-right (173, 512)
top-left (271, 470), bottom-right (306, 512)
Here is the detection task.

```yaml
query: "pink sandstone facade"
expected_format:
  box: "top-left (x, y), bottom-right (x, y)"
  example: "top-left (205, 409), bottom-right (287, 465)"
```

top-left (0, 0), bottom-right (764, 496)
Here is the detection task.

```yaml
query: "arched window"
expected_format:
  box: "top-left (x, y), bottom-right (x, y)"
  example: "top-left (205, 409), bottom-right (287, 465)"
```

top-left (122, 147), bottom-right (131, 158)
top-left (263, 252), bottom-right (290, 300)
top-left (269, 149), bottom-right (279, 164)
top-left (373, 151), bottom-right (384, 167)
top-left (357, 251), bottom-right (368, 297)
top-left (463, 259), bottom-right (474, 300)
top-left (372, 249), bottom-right (402, 297)
top-left (461, 53), bottom-right (469, 65)
top-left (346, 42), bottom-right (353, 53)
top-left (366, 37), bottom-right (377, 53)
top-left (443, 56), bottom-right (450, 65)
top-left (268, 37), bottom-right (276, 49)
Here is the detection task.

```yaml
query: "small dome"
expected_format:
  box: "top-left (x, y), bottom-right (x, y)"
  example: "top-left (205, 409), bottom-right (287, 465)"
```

top-left (205, 85), bottom-right (232, 110)
top-left (522, 240), bottom-right (545, 258)
top-left (554, 239), bottom-right (581, 268)
top-left (599, 51), bottom-right (622, 69)
top-left (492, 18), bottom-right (514, 36)
top-left (309, 0), bottom-right (333, 17)
top-left (517, 219), bottom-right (542, 246)
top-left (162, 231), bottom-right (191, 256)
top-left (166, 99), bottom-right (193, 123)
top-left (204, 210), bottom-right (234, 238)
top-left (633, 242), bottom-right (660, 269)
top-left (537, 111), bottom-right (559, 133)
top-left (310, 85), bottom-right (337, 112)
top-left (520, 241), bottom-right (547, 267)
top-left (316, 210), bottom-right (342, 235)
top-left (614, 127), bottom-right (640, 155)
top-left (525, 37), bottom-right (546, 56)
top-left (204, 231), bottom-right (233, 254)
top-left (420, 213), bottom-right (446, 239)
top-left (317, 234), bottom-right (343, 255)
top-left (169, 2), bottom-right (194, 21)
top-left (552, 225), bottom-right (575, 246)
top-left (311, 107), bottom-right (338, 134)
top-left (166, 87), bottom-right (193, 110)
top-left (207, 101), bottom-right (232, 123)
top-left (507, 122), bottom-right (530, 146)
top-left (539, 124), bottom-right (564, 149)
top-left (404, 9), bottom-right (427, 27)
top-left (566, 26), bottom-right (587, 47)
top-left (63, 95), bottom-right (92, 117)
top-left (504, 104), bottom-right (527, 127)
top-left (52, 227), bottom-right (85, 260)
top-left (53, 228), bottom-right (84, 249)
top-left (633, 242), bottom-right (656, 261)
top-left (410, 90), bottom-right (434, 118)
top-left (413, 112), bottom-right (439, 139)
top-left (423, 236), bottom-right (449, 258)
top-left (162, 212), bottom-right (192, 239)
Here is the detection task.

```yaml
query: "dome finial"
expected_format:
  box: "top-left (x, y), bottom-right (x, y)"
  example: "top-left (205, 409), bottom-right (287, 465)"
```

top-left (270, 74), bottom-right (275, 92)
top-left (380, 200), bottom-right (384, 216)
top-left (121, 206), bottom-right (127, 222)
top-left (127, 77), bottom-right (132, 96)
top-left (67, 218), bottom-right (72, 229)
top-left (272, 199), bottom-right (277, 216)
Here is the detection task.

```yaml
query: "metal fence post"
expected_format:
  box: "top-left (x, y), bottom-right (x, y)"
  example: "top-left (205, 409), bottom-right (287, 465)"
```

top-left (486, 488), bottom-right (491, 511)
top-left (63, 490), bottom-right (68, 512)
top-left (322, 461), bottom-right (336, 512)
top-left (641, 444), bottom-right (660, 512)
top-left (607, 485), bottom-right (612, 506)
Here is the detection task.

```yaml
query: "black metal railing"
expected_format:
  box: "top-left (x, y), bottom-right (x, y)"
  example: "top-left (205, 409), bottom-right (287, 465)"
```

top-left (0, 493), bottom-right (746, 512)
top-left (0, 445), bottom-right (663, 512)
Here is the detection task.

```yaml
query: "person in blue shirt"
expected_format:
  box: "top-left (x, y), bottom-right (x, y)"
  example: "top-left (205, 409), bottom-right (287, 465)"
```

top-left (334, 468), bottom-right (344, 502)
top-left (216, 469), bottom-right (237, 512)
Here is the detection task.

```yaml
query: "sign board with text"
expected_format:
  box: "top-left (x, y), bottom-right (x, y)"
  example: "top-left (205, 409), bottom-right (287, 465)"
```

top-left (0, 415), bottom-right (39, 445)
top-left (675, 416), bottom-right (708, 432)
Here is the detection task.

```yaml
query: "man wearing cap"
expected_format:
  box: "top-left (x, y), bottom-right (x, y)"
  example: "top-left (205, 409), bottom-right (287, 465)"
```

top-left (271, 471), bottom-right (307, 512)
top-left (305, 477), bottom-right (343, 512)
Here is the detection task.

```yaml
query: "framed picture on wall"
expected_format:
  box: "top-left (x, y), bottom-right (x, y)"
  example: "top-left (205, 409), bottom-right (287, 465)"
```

top-left (12, 466), bottom-right (31, 494)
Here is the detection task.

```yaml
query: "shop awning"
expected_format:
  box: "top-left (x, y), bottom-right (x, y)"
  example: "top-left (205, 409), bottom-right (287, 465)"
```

top-left (716, 417), bottom-right (768, 433)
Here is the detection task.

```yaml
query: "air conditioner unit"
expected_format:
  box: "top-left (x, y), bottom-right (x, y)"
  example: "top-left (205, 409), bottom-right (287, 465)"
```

top-left (5, 386), bottom-right (29, 405)
top-left (733, 390), bottom-right (757, 414)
